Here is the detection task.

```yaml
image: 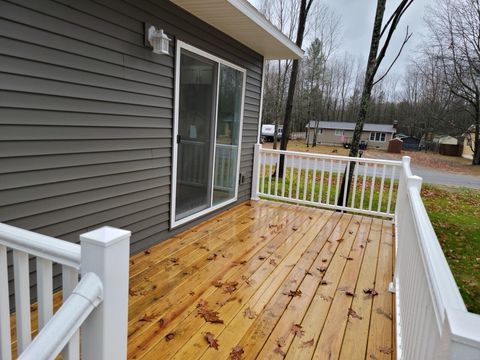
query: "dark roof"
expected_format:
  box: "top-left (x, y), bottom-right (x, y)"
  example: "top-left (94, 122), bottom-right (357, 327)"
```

top-left (305, 121), bottom-right (396, 133)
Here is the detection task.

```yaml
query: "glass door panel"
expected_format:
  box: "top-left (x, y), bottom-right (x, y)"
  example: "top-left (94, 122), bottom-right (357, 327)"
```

top-left (175, 50), bottom-right (217, 221)
top-left (213, 65), bottom-right (243, 205)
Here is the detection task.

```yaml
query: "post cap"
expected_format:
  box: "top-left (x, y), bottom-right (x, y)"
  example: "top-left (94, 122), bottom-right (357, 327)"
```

top-left (80, 226), bottom-right (131, 248)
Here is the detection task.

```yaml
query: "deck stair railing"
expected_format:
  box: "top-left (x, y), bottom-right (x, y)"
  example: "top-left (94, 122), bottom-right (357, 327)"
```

top-left (252, 144), bottom-right (480, 359)
top-left (0, 224), bottom-right (130, 360)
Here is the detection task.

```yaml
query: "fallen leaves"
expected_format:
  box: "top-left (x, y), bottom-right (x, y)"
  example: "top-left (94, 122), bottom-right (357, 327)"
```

top-left (165, 332), bottom-right (175, 341)
top-left (273, 346), bottom-right (286, 357)
top-left (301, 338), bottom-right (315, 348)
top-left (319, 280), bottom-right (329, 285)
top-left (229, 345), bottom-right (244, 360)
top-left (290, 323), bottom-right (305, 337)
top-left (347, 307), bottom-right (363, 320)
top-left (376, 307), bottom-right (392, 320)
top-left (212, 279), bottom-right (223, 288)
top-left (269, 259), bottom-right (278, 266)
top-left (345, 291), bottom-right (356, 297)
top-left (158, 318), bottom-right (165, 328)
top-left (204, 332), bottom-right (219, 350)
top-left (223, 281), bottom-right (239, 294)
top-left (284, 289), bottom-right (302, 297)
top-left (363, 288), bottom-right (379, 297)
top-left (317, 266), bottom-right (327, 273)
top-left (139, 312), bottom-right (160, 322)
top-left (170, 257), bottom-right (179, 265)
top-left (379, 346), bottom-right (393, 354)
top-left (292, 226), bottom-right (298, 231)
top-left (258, 255), bottom-right (267, 260)
top-left (243, 307), bottom-right (257, 319)
top-left (144, 249), bottom-right (151, 255)
top-left (197, 300), bottom-right (224, 323)
top-left (207, 253), bottom-right (218, 261)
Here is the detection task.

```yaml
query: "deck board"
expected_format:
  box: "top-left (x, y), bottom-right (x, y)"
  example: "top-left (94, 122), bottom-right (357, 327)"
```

top-left (10, 200), bottom-right (395, 360)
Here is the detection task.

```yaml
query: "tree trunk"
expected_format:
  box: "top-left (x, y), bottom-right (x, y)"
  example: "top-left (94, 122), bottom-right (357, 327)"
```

top-left (278, 0), bottom-right (313, 177)
top-left (473, 106), bottom-right (480, 165)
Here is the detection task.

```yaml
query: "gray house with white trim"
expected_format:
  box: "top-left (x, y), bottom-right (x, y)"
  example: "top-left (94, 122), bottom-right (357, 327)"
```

top-left (306, 121), bottom-right (396, 149)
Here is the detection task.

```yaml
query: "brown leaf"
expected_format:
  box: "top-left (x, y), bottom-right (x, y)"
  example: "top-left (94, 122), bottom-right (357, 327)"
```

top-left (290, 323), bottom-right (305, 337)
top-left (207, 253), bottom-right (218, 261)
top-left (165, 332), bottom-right (175, 341)
top-left (276, 337), bottom-right (286, 347)
top-left (317, 266), bottom-right (327, 273)
top-left (292, 226), bottom-right (298, 231)
top-left (305, 270), bottom-right (313, 276)
top-left (229, 345), bottom-right (244, 360)
top-left (269, 259), bottom-right (277, 266)
top-left (348, 230), bottom-right (354, 235)
top-left (258, 255), bottom-right (267, 260)
top-left (189, 291), bottom-right (195, 296)
top-left (223, 281), bottom-right (239, 294)
top-left (321, 258), bottom-right (328, 263)
top-left (336, 238), bottom-right (344, 243)
top-left (285, 289), bottom-right (302, 297)
top-left (376, 307), bottom-right (392, 320)
top-left (205, 332), bottom-right (219, 350)
top-left (345, 291), bottom-right (356, 297)
top-left (170, 257), bottom-right (179, 264)
top-left (348, 307), bottom-right (363, 320)
top-left (341, 255), bottom-right (354, 261)
top-left (301, 338), bottom-right (315, 348)
top-left (139, 312), bottom-right (160, 322)
top-left (243, 307), bottom-right (257, 319)
top-left (273, 346), bottom-right (286, 357)
top-left (363, 288), bottom-right (379, 297)
top-left (158, 318), bottom-right (165, 327)
top-left (212, 279), bottom-right (224, 288)
top-left (144, 249), bottom-right (151, 255)
top-left (319, 280), bottom-right (329, 285)
top-left (198, 308), bottom-right (224, 323)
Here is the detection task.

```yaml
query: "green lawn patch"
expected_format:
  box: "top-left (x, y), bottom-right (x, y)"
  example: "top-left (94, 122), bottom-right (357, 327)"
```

top-left (421, 184), bottom-right (480, 314)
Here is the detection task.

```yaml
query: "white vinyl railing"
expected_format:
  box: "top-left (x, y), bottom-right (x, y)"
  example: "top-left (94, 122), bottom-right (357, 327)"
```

top-left (251, 144), bottom-right (402, 218)
top-left (394, 157), bottom-right (480, 359)
top-left (0, 224), bottom-right (130, 360)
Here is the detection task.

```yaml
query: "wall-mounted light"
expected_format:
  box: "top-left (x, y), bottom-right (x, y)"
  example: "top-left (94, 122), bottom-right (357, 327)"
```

top-left (145, 24), bottom-right (171, 55)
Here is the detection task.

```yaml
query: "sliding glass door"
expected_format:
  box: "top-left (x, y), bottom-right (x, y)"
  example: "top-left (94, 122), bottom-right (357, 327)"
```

top-left (173, 43), bottom-right (245, 226)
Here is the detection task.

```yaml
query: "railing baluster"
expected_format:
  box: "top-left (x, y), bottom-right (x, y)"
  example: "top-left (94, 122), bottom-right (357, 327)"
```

top-left (37, 258), bottom-right (53, 330)
top-left (281, 154), bottom-right (287, 197)
top-left (342, 161), bottom-right (351, 208)
top-left (327, 160), bottom-right (333, 205)
top-left (334, 160), bottom-right (342, 205)
top-left (274, 153), bottom-right (280, 196)
top-left (303, 158), bottom-right (309, 200)
top-left (267, 153), bottom-right (273, 195)
top-left (61, 266), bottom-right (79, 360)
top-left (261, 151), bottom-right (266, 195)
top-left (319, 159), bottom-right (325, 204)
top-left (368, 163), bottom-right (377, 211)
top-left (310, 158), bottom-right (317, 202)
top-left (0, 245), bottom-right (12, 360)
top-left (351, 162), bottom-right (359, 208)
top-left (360, 163), bottom-right (368, 210)
top-left (13, 250), bottom-right (31, 354)
top-left (295, 156), bottom-right (301, 199)
top-left (386, 166), bottom-right (396, 214)
top-left (288, 155), bottom-right (294, 199)
top-left (377, 164), bottom-right (387, 213)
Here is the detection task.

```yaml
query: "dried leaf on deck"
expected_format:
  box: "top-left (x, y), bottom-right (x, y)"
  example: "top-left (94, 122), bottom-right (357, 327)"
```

top-left (139, 312), bottom-right (160, 322)
top-left (232, 260), bottom-right (247, 266)
top-left (321, 258), bottom-right (328, 263)
top-left (317, 266), bottom-right (327, 273)
top-left (212, 279), bottom-right (223, 288)
top-left (290, 323), bottom-right (305, 337)
top-left (229, 345), bottom-right (244, 360)
top-left (170, 257), bottom-right (179, 264)
top-left (301, 338), bottom-right (315, 348)
top-left (204, 332), bottom-right (219, 350)
top-left (284, 289), bottom-right (302, 297)
top-left (223, 281), bottom-right (239, 294)
top-left (376, 307), bottom-right (392, 320)
top-left (198, 307), bottom-right (224, 324)
top-left (347, 307), bottom-right (363, 320)
top-left (345, 291), bottom-right (356, 297)
top-left (341, 255), bottom-right (354, 261)
top-left (379, 346), bottom-right (393, 354)
top-left (305, 270), bottom-right (313, 276)
top-left (258, 255), bottom-right (267, 260)
top-left (336, 238), bottom-right (344, 243)
top-left (292, 226), bottom-right (298, 231)
top-left (348, 230), bottom-right (354, 234)
top-left (144, 249), bottom-right (151, 255)
top-left (158, 318), bottom-right (165, 328)
top-left (165, 332), bottom-right (175, 341)
top-left (189, 291), bottom-right (195, 296)
top-left (273, 346), bottom-right (286, 357)
top-left (243, 307), bottom-right (257, 319)
top-left (319, 280), bottom-right (329, 285)
top-left (363, 288), bottom-right (379, 297)
top-left (269, 259), bottom-right (277, 266)
top-left (207, 253), bottom-right (218, 261)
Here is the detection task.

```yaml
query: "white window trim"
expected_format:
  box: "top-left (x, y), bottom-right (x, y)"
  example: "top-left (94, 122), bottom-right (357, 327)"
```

top-left (370, 132), bottom-right (387, 142)
top-left (335, 129), bottom-right (344, 136)
top-left (170, 40), bottom-right (246, 229)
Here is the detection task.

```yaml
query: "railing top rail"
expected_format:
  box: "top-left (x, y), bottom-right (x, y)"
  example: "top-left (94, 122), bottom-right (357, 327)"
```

top-left (0, 223), bottom-right (81, 270)
top-left (407, 185), bottom-right (466, 314)
top-left (18, 273), bottom-right (103, 360)
top-left (259, 147), bottom-right (403, 166)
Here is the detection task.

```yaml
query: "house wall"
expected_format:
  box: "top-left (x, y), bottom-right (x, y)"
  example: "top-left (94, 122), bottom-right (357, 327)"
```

top-left (0, 0), bottom-right (263, 302)
top-left (306, 129), bottom-right (392, 149)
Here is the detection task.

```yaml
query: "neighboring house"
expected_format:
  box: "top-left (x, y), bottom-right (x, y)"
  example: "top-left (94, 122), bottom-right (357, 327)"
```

top-left (0, 0), bottom-right (302, 300)
top-left (395, 134), bottom-right (421, 151)
top-left (305, 121), bottom-right (396, 149)
top-left (462, 125), bottom-right (477, 160)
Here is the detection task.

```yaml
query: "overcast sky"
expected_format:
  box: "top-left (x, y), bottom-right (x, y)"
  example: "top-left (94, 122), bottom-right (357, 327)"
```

top-left (251, 0), bottom-right (434, 77)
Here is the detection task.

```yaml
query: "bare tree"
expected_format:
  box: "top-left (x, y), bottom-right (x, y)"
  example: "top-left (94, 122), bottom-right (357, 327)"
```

top-left (337, 0), bottom-right (414, 206)
top-left (427, 0), bottom-right (480, 165)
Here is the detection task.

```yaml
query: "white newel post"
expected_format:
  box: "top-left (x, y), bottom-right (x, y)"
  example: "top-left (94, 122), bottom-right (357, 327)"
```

top-left (80, 227), bottom-right (131, 360)
top-left (251, 143), bottom-right (261, 200)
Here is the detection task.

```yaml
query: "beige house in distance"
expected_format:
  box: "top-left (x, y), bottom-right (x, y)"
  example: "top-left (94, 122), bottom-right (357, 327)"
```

top-left (305, 121), bottom-right (396, 149)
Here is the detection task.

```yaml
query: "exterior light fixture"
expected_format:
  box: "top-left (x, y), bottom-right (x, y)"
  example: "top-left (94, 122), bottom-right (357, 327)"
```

top-left (145, 24), bottom-right (171, 55)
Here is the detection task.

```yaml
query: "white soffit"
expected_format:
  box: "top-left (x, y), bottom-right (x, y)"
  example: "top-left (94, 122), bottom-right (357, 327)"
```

top-left (170, 0), bottom-right (304, 60)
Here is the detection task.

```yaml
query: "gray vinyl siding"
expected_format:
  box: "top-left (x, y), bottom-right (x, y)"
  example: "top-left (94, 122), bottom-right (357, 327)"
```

top-left (0, 0), bottom-right (263, 303)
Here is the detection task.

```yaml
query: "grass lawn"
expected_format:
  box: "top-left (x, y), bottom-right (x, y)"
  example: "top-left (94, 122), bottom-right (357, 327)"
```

top-left (421, 185), bottom-right (480, 314)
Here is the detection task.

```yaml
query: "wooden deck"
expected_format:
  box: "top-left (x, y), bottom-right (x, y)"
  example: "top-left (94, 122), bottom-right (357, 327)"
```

top-left (127, 200), bottom-right (395, 360)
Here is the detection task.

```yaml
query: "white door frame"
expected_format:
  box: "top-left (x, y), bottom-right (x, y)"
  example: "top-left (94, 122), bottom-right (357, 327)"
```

top-left (170, 40), bottom-right (246, 229)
